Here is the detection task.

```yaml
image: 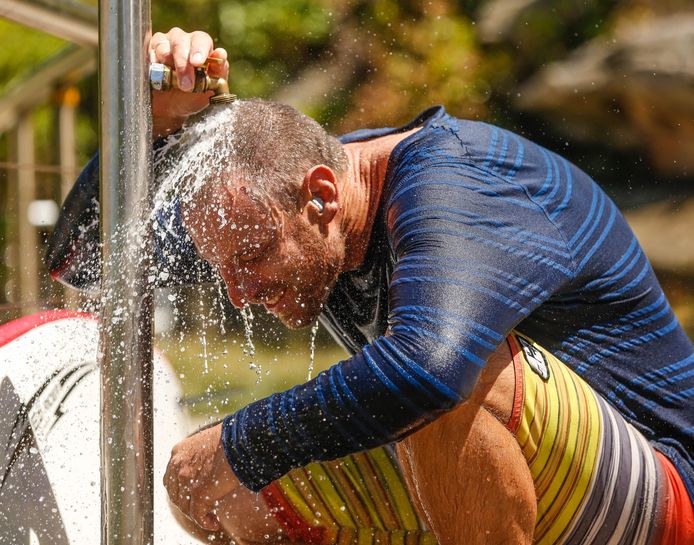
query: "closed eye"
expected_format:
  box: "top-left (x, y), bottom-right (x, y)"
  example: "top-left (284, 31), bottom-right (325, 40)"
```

top-left (239, 250), bottom-right (263, 263)
top-left (238, 237), bottom-right (277, 263)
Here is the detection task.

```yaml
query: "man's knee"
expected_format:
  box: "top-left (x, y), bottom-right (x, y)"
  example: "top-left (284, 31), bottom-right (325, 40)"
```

top-left (396, 367), bottom-right (536, 545)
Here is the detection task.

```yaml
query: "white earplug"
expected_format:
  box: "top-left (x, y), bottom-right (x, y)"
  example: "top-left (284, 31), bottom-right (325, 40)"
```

top-left (311, 197), bottom-right (325, 213)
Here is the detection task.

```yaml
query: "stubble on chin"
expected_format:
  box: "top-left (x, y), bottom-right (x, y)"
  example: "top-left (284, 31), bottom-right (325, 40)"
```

top-left (279, 271), bottom-right (338, 329)
top-left (281, 232), bottom-right (344, 330)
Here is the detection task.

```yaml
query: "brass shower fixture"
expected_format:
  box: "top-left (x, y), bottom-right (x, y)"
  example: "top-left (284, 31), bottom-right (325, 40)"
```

top-left (149, 57), bottom-right (236, 104)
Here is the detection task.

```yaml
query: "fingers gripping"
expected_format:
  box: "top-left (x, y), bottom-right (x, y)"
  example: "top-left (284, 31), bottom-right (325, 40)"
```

top-left (189, 31), bottom-right (214, 66)
top-left (148, 28), bottom-right (218, 92)
top-left (169, 27), bottom-right (193, 91)
top-left (149, 31), bottom-right (172, 64)
top-left (209, 47), bottom-right (229, 79)
top-left (164, 443), bottom-right (221, 531)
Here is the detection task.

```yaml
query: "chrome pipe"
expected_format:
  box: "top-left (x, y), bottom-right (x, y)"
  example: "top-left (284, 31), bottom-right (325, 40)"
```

top-left (98, 0), bottom-right (154, 542)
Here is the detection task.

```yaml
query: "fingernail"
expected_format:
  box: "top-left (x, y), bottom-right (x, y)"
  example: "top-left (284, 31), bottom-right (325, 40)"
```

top-left (179, 75), bottom-right (192, 90)
top-left (191, 52), bottom-right (204, 64)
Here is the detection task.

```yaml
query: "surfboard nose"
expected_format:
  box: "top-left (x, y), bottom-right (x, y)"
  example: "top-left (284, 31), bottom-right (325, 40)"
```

top-left (0, 311), bottom-right (194, 544)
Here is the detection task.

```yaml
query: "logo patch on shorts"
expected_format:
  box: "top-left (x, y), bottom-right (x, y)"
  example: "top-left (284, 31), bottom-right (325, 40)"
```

top-left (518, 336), bottom-right (550, 381)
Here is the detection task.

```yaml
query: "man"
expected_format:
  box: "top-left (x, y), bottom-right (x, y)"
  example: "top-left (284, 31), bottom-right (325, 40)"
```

top-left (117, 28), bottom-right (694, 545)
top-left (175, 329), bottom-right (692, 545)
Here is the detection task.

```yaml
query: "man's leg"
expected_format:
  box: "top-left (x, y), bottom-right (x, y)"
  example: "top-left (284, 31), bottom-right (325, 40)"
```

top-left (396, 331), bottom-right (694, 545)
top-left (395, 341), bottom-right (537, 545)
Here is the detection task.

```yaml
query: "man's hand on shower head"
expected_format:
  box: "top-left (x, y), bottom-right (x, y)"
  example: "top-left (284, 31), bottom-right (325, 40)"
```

top-left (149, 28), bottom-right (230, 139)
top-left (164, 422), bottom-right (240, 531)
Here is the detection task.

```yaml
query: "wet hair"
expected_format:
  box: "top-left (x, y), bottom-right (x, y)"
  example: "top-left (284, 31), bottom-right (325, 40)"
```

top-left (220, 98), bottom-right (348, 212)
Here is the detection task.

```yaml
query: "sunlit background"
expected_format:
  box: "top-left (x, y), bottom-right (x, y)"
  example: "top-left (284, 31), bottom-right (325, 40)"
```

top-left (0, 0), bottom-right (692, 421)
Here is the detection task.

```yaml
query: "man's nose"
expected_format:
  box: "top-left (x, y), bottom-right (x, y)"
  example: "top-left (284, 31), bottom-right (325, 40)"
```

top-left (224, 280), bottom-right (246, 308)
top-left (217, 268), bottom-right (245, 308)
top-left (227, 284), bottom-right (246, 308)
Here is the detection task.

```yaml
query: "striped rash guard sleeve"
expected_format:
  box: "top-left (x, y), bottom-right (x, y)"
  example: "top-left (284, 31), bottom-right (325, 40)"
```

top-left (222, 125), bottom-right (577, 492)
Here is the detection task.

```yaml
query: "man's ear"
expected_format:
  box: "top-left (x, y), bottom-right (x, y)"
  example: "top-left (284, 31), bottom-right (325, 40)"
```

top-left (302, 165), bottom-right (339, 225)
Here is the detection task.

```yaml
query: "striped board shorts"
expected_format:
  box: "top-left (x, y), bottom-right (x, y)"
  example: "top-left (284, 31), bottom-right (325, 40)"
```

top-left (261, 445), bottom-right (436, 545)
top-left (506, 332), bottom-right (694, 545)
top-left (259, 332), bottom-right (694, 545)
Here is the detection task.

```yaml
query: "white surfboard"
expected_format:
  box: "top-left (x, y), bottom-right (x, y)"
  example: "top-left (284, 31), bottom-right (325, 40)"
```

top-left (0, 310), bottom-right (197, 544)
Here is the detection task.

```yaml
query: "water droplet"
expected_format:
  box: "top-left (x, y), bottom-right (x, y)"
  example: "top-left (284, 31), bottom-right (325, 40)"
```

top-left (308, 320), bottom-right (320, 380)
top-left (240, 304), bottom-right (260, 382)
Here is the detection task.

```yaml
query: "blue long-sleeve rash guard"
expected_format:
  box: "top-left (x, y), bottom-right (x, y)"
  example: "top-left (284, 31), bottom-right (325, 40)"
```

top-left (222, 106), bottom-right (694, 498)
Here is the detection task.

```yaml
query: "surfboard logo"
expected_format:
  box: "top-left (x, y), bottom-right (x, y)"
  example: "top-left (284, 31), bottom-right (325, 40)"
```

top-left (0, 376), bottom-right (70, 544)
top-left (518, 336), bottom-right (550, 381)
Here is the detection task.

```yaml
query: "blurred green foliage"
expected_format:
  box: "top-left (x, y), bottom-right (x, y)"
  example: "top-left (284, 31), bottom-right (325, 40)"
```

top-left (156, 329), bottom-right (346, 417)
top-left (0, 0), bottom-right (692, 370)
top-left (0, 1), bottom-right (678, 149)
top-left (0, 20), bottom-right (68, 94)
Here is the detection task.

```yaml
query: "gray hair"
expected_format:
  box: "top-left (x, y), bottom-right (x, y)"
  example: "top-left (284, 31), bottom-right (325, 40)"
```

top-left (215, 98), bottom-right (347, 211)
top-left (155, 99), bottom-right (347, 216)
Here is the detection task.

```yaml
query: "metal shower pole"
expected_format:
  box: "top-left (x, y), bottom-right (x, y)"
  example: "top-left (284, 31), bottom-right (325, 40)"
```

top-left (98, 0), bottom-right (154, 542)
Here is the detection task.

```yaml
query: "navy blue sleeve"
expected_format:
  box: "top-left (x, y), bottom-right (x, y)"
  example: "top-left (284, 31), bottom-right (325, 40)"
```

top-left (222, 127), bottom-right (577, 491)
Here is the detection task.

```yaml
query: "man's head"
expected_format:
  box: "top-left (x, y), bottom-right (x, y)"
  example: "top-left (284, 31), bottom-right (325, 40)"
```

top-left (180, 99), bottom-right (349, 328)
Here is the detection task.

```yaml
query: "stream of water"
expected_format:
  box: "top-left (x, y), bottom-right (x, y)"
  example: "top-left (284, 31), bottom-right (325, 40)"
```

top-left (151, 102), bottom-right (330, 395)
top-left (308, 320), bottom-right (320, 380)
top-left (240, 304), bottom-right (260, 382)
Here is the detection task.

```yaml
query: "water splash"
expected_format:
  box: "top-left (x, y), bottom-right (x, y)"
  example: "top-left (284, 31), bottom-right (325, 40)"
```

top-left (215, 280), bottom-right (228, 336)
top-left (199, 295), bottom-right (209, 375)
top-left (152, 104), bottom-right (241, 209)
top-left (240, 304), bottom-right (260, 382)
top-left (151, 105), bottom-right (260, 384)
top-left (307, 320), bottom-right (320, 380)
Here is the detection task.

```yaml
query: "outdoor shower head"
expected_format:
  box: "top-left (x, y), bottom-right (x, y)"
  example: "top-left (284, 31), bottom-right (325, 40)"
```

top-left (149, 57), bottom-right (236, 105)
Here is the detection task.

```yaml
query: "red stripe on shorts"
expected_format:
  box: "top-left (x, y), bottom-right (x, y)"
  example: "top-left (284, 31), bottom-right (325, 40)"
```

top-left (504, 335), bottom-right (525, 434)
top-left (261, 483), bottom-right (327, 545)
top-left (654, 451), bottom-right (694, 545)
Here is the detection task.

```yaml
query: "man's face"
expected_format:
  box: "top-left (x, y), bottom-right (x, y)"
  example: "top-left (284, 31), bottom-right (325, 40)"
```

top-left (181, 181), bottom-right (341, 328)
